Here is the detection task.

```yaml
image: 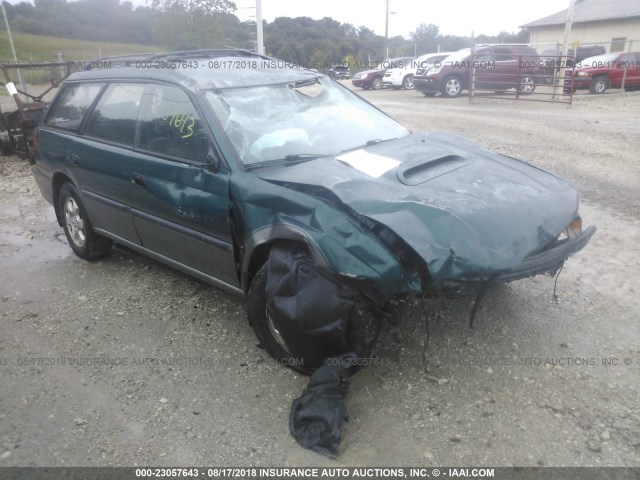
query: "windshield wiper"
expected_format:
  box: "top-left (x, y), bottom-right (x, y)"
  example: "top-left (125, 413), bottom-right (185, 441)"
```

top-left (339, 137), bottom-right (397, 154)
top-left (245, 153), bottom-right (327, 170)
top-left (283, 153), bottom-right (325, 161)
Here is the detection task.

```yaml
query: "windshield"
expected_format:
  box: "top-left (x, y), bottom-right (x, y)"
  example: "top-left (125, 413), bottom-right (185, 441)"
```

top-left (205, 77), bottom-right (409, 166)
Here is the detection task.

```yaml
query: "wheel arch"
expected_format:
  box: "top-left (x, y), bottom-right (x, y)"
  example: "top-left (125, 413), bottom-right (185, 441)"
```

top-left (241, 224), bottom-right (328, 294)
top-left (52, 171), bottom-right (74, 226)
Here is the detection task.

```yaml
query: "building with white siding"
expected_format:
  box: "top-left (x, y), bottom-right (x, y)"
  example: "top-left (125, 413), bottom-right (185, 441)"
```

top-left (521, 0), bottom-right (640, 52)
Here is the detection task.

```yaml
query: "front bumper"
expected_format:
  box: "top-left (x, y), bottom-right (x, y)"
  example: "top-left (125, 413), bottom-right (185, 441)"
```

top-left (496, 225), bottom-right (596, 284)
top-left (352, 78), bottom-right (369, 88)
top-left (573, 77), bottom-right (591, 89)
top-left (382, 76), bottom-right (401, 87)
top-left (413, 77), bottom-right (440, 93)
top-left (437, 225), bottom-right (596, 296)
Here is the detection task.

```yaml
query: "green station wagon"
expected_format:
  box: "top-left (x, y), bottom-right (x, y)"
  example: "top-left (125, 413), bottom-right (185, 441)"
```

top-left (32, 50), bottom-right (595, 373)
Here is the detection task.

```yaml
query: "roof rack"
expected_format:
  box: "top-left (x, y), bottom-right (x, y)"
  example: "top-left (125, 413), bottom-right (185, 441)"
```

top-left (84, 48), bottom-right (269, 70)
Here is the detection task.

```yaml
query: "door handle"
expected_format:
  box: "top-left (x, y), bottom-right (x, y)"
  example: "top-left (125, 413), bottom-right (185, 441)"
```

top-left (131, 173), bottom-right (146, 188)
top-left (69, 154), bottom-right (80, 165)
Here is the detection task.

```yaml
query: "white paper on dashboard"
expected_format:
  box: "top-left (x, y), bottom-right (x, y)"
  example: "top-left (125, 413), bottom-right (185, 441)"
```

top-left (336, 150), bottom-right (401, 178)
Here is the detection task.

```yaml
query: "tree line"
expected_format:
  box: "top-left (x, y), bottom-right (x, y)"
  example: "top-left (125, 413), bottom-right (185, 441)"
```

top-left (1, 0), bottom-right (527, 68)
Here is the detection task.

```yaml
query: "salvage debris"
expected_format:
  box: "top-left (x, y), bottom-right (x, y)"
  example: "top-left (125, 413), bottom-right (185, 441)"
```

top-left (289, 353), bottom-right (355, 457)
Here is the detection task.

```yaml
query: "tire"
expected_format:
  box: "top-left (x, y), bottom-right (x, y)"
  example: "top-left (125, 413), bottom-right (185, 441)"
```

top-left (520, 75), bottom-right (536, 94)
top-left (248, 263), bottom-right (305, 369)
top-left (247, 261), bottom-right (379, 375)
top-left (371, 76), bottom-right (383, 90)
top-left (589, 75), bottom-right (608, 94)
top-left (441, 76), bottom-right (462, 97)
top-left (58, 183), bottom-right (111, 260)
top-left (402, 75), bottom-right (414, 90)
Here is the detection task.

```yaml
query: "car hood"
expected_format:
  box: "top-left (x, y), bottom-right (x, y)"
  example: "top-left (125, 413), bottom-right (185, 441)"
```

top-left (256, 132), bottom-right (579, 285)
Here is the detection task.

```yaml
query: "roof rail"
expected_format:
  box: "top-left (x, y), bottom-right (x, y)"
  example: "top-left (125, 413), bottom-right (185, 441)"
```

top-left (84, 48), bottom-right (269, 70)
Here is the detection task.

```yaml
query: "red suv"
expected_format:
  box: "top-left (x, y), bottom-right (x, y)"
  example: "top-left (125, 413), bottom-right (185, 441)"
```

top-left (573, 52), bottom-right (640, 94)
top-left (413, 44), bottom-right (543, 97)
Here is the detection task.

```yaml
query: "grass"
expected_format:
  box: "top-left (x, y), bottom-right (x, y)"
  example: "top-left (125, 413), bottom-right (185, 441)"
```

top-left (0, 31), bottom-right (160, 63)
top-left (0, 31), bottom-right (163, 94)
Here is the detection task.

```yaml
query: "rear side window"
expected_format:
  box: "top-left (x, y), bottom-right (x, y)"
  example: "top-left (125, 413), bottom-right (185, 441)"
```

top-left (494, 48), bottom-right (514, 61)
top-left (137, 85), bottom-right (209, 162)
top-left (44, 83), bottom-right (104, 132)
top-left (84, 83), bottom-right (145, 146)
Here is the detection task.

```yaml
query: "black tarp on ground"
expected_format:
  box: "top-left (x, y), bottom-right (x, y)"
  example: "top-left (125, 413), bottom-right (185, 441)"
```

top-left (289, 353), bottom-right (356, 457)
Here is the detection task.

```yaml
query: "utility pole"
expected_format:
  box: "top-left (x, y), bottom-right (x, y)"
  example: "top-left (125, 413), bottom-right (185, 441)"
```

top-left (384, 0), bottom-right (389, 59)
top-left (256, 0), bottom-right (264, 55)
top-left (554, 0), bottom-right (576, 98)
top-left (1, 3), bottom-right (26, 96)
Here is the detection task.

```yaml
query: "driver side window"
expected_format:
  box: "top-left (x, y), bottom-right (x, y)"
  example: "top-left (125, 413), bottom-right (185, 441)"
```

top-left (136, 85), bottom-right (209, 162)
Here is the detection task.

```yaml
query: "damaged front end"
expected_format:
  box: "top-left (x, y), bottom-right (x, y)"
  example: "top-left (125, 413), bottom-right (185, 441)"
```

top-left (233, 175), bottom-right (423, 373)
top-left (206, 76), bottom-right (595, 372)
top-left (236, 132), bottom-right (595, 370)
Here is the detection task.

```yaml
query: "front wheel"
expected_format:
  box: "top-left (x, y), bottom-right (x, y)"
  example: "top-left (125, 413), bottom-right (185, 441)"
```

top-left (247, 259), bottom-right (379, 374)
top-left (589, 75), bottom-right (608, 94)
top-left (371, 77), bottom-right (383, 90)
top-left (441, 76), bottom-right (462, 97)
top-left (58, 183), bottom-right (111, 260)
top-left (402, 75), bottom-right (414, 90)
top-left (520, 76), bottom-right (536, 94)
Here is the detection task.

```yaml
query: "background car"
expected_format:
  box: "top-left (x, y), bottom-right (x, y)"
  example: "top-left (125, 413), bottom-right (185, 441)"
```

top-left (329, 65), bottom-right (350, 79)
top-left (352, 57), bottom-right (414, 90)
top-left (540, 45), bottom-right (606, 83)
top-left (573, 52), bottom-right (640, 94)
top-left (382, 52), bottom-right (454, 90)
top-left (413, 44), bottom-right (544, 97)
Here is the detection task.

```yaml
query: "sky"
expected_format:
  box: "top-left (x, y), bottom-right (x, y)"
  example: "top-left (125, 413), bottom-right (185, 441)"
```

top-left (4, 0), bottom-right (568, 38)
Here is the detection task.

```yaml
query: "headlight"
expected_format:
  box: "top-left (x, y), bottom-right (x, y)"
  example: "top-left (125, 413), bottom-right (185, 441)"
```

top-left (426, 67), bottom-right (441, 76)
top-left (360, 73), bottom-right (369, 80)
top-left (566, 216), bottom-right (582, 239)
top-left (577, 71), bottom-right (590, 77)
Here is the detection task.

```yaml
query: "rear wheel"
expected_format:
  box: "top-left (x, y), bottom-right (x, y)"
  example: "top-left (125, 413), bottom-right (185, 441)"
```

top-left (402, 75), bottom-right (414, 90)
top-left (58, 183), bottom-right (111, 260)
top-left (589, 75), bottom-right (608, 94)
top-left (441, 76), bottom-right (462, 97)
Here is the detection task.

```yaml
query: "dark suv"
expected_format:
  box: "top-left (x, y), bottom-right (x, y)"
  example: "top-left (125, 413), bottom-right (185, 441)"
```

top-left (413, 44), bottom-right (543, 97)
top-left (32, 50), bottom-right (594, 372)
top-left (329, 65), bottom-right (350, 79)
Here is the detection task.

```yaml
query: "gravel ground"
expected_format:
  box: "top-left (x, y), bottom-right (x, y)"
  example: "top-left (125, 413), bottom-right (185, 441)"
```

top-left (0, 86), bottom-right (639, 467)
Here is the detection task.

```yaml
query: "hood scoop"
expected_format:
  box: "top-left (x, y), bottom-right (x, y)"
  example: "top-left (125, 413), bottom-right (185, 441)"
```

top-left (397, 154), bottom-right (472, 186)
